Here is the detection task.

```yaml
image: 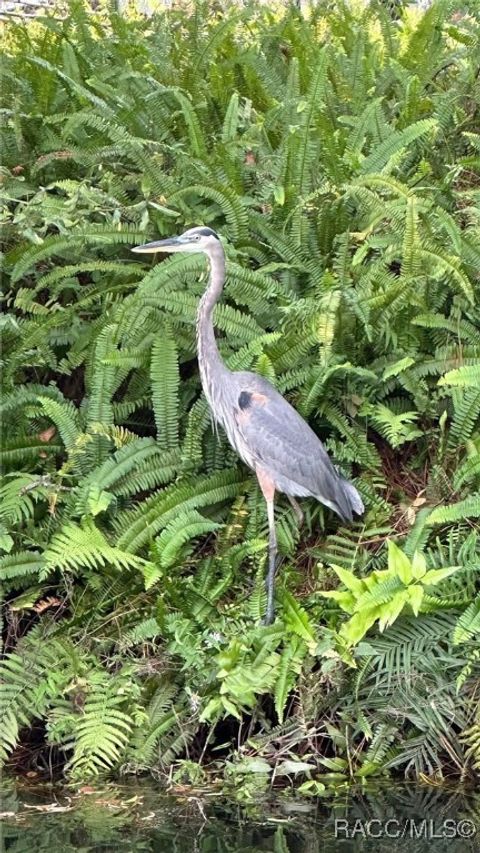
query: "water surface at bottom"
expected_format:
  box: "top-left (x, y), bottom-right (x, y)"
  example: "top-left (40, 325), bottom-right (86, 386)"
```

top-left (1, 780), bottom-right (479, 852)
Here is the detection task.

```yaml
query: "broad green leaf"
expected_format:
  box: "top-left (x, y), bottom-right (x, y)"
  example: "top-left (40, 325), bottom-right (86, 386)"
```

top-left (422, 566), bottom-right (460, 585)
top-left (356, 761), bottom-right (383, 778)
top-left (340, 606), bottom-right (380, 645)
top-left (332, 565), bottom-right (365, 594)
top-left (319, 589), bottom-right (356, 613)
top-left (411, 551), bottom-right (427, 580)
top-left (298, 780), bottom-right (327, 796)
top-left (318, 756), bottom-right (348, 771)
top-left (233, 757), bottom-right (272, 774)
top-left (408, 584), bottom-right (424, 616)
top-left (388, 540), bottom-right (412, 584)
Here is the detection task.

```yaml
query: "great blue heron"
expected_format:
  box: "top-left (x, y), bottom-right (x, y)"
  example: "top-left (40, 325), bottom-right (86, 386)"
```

top-left (132, 226), bottom-right (364, 624)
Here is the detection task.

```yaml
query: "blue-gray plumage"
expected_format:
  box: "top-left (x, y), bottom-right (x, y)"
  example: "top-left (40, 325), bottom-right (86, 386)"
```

top-left (132, 226), bottom-right (364, 624)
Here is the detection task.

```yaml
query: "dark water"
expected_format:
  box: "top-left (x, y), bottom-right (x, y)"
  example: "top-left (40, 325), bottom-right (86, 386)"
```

top-left (1, 780), bottom-right (480, 852)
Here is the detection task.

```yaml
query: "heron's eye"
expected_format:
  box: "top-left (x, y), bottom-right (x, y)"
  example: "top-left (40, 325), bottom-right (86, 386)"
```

top-left (193, 235), bottom-right (201, 241)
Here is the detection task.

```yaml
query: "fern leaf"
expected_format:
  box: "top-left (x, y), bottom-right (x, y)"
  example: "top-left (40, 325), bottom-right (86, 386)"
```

top-left (274, 637), bottom-right (306, 723)
top-left (360, 119), bottom-right (436, 174)
top-left (43, 520), bottom-right (148, 577)
top-left (281, 591), bottom-right (317, 653)
top-left (439, 365), bottom-right (480, 388)
top-left (150, 327), bottom-right (180, 451)
top-left (453, 597), bottom-right (480, 646)
top-left (427, 494), bottom-right (480, 526)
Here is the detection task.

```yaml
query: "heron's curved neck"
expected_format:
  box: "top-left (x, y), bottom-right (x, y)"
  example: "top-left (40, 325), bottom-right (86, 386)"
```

top-left (196, 242), bottom-right (229, 396)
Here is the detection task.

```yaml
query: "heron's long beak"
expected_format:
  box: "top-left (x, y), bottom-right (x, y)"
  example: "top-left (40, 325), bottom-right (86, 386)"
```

top-left (131, 237), bottom-right (184, 254)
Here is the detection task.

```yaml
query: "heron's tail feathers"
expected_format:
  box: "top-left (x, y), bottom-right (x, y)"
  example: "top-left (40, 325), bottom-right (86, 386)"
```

top-left (339, 478), bottom-right (364, 519)
top-left (318, 476), bottom-right (364, 523)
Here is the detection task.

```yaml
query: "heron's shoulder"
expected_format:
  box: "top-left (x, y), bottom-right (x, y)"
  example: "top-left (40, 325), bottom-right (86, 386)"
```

top-left (231, 371), bottom-right (279, 397)
top-left (231, 371), bottom-right (300, 420)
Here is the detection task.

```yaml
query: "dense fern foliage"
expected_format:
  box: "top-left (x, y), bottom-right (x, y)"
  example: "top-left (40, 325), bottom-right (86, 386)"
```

top-left (1, 0), bottom-right (480, 790)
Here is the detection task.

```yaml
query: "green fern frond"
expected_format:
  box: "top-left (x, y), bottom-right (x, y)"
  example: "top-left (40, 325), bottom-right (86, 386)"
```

top-left (155, 510), bottom-right (221, 571)
top-left (453, 597), bottom-right (480, 646)
top-left (439, 364), bottom-right (480, 388)
top-left (1, 437), bottom-right (62, 470)
top-left (150, 327), bottom-right (180, 451)
top-left (427, 495), bottom-right (480, 526)
top-left (68, 676), bottom-right (134, 778)
top-left (360, 119), bottom-right (436, 174)
top-left (37, 396), bottom-right (80, 452)
top-left (116, 469), bottom-right (248, 554)
top-left (43, 519), bottom-right (149, 577)
top-left (274, 637), bottom-right (307, 723)
top-left (0, 551), bottom-right (44, 586)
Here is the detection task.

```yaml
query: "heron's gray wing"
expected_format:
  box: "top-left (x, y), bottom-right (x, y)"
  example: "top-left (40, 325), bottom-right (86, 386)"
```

top-left (232, 375), bottom-right (363, 520)
top-left (234, 384), bottom-right (337, 488)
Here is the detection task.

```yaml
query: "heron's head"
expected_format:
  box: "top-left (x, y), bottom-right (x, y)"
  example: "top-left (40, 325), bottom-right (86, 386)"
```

top-left (131, 226), bottom-right (220, 256)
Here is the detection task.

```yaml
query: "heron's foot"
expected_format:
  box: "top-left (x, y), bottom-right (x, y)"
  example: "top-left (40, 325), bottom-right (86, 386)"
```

top-left (260, 609), bottom-right (275, 627)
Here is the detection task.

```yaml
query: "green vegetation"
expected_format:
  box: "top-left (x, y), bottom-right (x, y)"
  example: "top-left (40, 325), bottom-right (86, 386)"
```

top-left (1, 0), bottom-right (480, 794)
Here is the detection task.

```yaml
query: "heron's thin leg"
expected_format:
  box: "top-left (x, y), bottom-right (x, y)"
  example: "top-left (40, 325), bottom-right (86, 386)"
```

top-left (255, 469), bottom-right (278, 625)
top-left (288, 495), bottom-right (304, 528)
top-left (264, 497), bottom-right (277, 626)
